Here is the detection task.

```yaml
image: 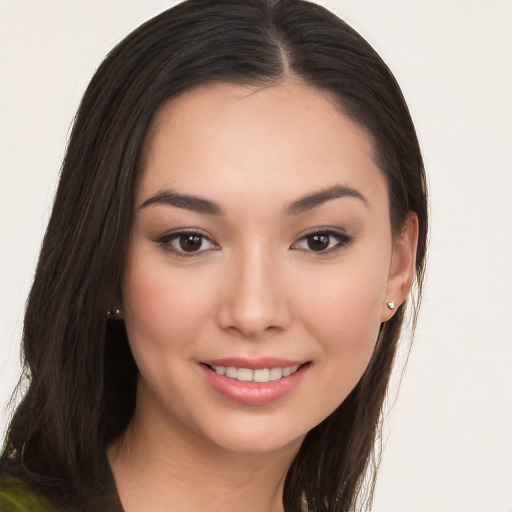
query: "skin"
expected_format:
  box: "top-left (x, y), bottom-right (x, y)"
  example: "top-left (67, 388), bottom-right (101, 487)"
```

top-left (108, 81), bottom-right (418, 512)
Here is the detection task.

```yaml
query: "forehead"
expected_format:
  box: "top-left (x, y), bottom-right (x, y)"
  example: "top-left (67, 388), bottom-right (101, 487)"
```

top-left (137, 81), bottom-right (387, 210)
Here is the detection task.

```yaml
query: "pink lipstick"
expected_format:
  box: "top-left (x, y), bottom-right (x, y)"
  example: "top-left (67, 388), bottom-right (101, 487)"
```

top-left (199, 358), bottom-right (309, 406)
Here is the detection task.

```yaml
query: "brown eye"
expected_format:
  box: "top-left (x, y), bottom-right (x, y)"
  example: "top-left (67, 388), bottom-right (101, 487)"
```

top-left (306, 233), bottom-right (330, 251)
top-left (179, 234), bottom-right (203, 252)
top-left (292, 230), bottom-right (353, 253)
top-left (155, 231), bottom-right (218, 256)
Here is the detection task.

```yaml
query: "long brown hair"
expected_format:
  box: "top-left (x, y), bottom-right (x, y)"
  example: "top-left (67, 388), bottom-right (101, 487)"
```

top-left (1, 1), bottom-right (427, 510)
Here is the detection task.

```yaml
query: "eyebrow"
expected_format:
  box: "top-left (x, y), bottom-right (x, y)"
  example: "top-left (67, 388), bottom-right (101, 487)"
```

top-left (140, 189), bottom-right (223, 215)
top-left (140, 184), bottom-right (367, 216)
top-left (286, 185), bottom-right (368, 215)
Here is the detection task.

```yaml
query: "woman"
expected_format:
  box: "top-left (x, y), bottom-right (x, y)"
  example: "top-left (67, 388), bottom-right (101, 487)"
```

top-left (0, 0), bottom-right (427, 510)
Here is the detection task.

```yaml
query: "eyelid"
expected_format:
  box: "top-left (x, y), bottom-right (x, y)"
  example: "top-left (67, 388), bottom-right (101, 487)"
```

top-left (153, 227), bottom-right (352, 256)
top-left (290, 228), bottom-right (354, 253)
top-left (153, 229), bottom-right (219, 257)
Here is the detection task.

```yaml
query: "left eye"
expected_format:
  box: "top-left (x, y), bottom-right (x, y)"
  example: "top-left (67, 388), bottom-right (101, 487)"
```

top-left (292, 231), bottom-right (352, 253)
top-left (156, 232), bottom-right (218, 255)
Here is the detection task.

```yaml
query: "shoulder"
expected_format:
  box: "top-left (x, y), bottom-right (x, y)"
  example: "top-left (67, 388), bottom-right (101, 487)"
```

top-left (0, 477), bottom-right (56, 512)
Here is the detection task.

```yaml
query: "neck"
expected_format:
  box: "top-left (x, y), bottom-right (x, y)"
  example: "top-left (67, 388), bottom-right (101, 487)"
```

top-left (108, 403), bottom-right (301, 512)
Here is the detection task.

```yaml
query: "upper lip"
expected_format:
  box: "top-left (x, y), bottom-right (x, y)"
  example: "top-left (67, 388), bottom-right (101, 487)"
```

top-left (200, 357), bottom-right (307, 370)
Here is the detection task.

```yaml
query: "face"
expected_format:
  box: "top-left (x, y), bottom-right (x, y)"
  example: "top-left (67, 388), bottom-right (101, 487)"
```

top-left (121, 82), bottom-right (415, 456)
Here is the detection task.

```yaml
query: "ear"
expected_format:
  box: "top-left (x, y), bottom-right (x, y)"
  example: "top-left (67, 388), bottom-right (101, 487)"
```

top-left (107, 306), bottom-right (124, 320)
top-left (107, 289), bottom-right (125, 320)
top-left (380, 211), bottom-right (419, 322)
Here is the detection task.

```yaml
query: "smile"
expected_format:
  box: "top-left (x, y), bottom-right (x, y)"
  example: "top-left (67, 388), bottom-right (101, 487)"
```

top-left (200, 359), bottom-right (310, 405)
top-left (209, 365), bottom-right (300, 383)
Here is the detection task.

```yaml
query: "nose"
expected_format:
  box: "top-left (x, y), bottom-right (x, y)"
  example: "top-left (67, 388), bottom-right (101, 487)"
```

top-left (216, 247), bottom-right (292, 338)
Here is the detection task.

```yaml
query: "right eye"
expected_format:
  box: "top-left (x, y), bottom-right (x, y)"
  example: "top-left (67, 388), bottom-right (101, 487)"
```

top-left (291, 229), bottom-right (353, 254)
top-left (155, 231), bottom-right (219, 256)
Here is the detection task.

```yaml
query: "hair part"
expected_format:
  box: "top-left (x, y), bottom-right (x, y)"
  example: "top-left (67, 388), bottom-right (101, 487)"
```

top-left (2, 1), bottom-right (427, 511)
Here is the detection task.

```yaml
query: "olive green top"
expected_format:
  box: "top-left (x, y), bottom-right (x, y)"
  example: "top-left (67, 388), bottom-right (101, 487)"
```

top-left (0, 476), bottom-right (309, 511)
top-left (0, 478), bottom-right (56, 512)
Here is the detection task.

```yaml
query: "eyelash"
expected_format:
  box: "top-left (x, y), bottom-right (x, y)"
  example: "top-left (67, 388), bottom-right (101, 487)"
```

top-left (291, 230), bottom-right (354, 254)
top-left (154, 229), bottom-right (353, 257)
top-left (154, 230), bottom-right (219, 257)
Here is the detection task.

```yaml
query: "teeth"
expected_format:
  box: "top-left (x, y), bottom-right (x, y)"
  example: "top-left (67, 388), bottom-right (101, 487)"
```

top-left (225, 366), bottom-right (237, 378)
top-left (253, 369), bottom-right (269, 383)
top-left (269, 368), bottom-right (282, 381)
top-left (283, 365), bottom-right (298, 377)
top-left (212, 364), bottom-right (300, 383)
top-left (237, 368), bottom-right (253, 381)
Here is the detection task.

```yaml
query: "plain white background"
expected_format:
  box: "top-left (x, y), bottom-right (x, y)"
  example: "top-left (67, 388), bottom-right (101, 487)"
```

top-left (0, 1), bottom-right (511, 510)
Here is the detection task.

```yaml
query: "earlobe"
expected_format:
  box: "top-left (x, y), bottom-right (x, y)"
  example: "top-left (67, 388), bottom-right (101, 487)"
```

top-left (107, 307), bottom-right (123, 320)
top-left (381, 212), bottom-right (419, 322)
top-left (107, 291), bottom-right (124, 320)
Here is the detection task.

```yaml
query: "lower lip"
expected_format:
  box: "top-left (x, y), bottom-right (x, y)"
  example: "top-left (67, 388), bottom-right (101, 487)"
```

top-left (200, 364), bottom-right (308, 406)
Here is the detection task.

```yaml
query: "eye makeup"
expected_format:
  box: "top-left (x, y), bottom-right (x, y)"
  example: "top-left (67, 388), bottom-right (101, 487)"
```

top-left (154, 230), bottom-right (219, 257)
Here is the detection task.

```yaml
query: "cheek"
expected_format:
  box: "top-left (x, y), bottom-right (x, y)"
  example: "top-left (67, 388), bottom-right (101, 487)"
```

top-left (295, 255), bottom-right (389, 378)
top-left (121, 256), bottom-right (214, 359)
top-left (300, 259), bottom-right (386, 329)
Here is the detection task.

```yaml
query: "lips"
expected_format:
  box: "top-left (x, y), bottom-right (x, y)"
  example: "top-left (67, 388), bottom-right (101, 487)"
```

top-left (210, 364), bottom-right (300, 383)
top-left (199, 358), bottom-right (310, 406)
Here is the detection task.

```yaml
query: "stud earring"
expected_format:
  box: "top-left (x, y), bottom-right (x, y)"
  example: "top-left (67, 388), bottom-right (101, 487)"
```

top-left (107, 308), bottom-right (121, 318)
top-left (386, 301), bottom-right (395, 310)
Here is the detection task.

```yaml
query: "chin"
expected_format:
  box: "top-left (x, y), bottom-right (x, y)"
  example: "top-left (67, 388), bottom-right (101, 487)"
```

top-left (185, 406), bottom-right (322, 458)
top-left (208, 427), bottom-right (305, 457)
